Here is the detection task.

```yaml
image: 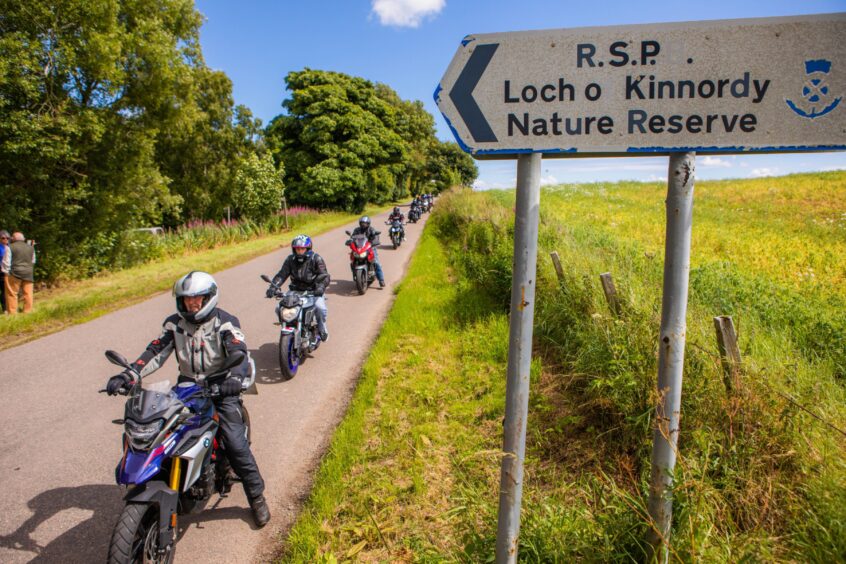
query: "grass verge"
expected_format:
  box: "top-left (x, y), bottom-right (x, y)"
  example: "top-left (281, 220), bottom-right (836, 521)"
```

top-left (280, 223), bottom-right (515, 562)
top-left (0, 206), bottom-right (389, 350)
top-left (280, 174), bottom-right (845, 562)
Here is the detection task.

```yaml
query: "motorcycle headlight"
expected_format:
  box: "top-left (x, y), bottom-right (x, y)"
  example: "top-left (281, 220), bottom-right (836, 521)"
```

top-left (281, 307), bottom-right (299, 322)
top-left (125, 418), bottom-right (164, 450)
top-left (358, 251), bottom-right (368, 258)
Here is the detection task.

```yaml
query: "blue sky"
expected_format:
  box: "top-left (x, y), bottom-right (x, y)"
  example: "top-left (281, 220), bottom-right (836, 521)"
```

top-left (195, 0), bottom-right (846, 188)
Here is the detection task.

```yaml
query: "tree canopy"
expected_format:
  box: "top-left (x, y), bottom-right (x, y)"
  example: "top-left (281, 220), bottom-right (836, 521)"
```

top-left (266, 69), bottom-right (476, 212)
top-left (0, 3), bottom-right (476, 281)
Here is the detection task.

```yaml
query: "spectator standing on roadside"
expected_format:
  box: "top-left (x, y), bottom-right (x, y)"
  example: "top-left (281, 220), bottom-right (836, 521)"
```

top-left (2, 232), bottom-right (36, 314)
top-left (0, 231), bottom-right (9, 313)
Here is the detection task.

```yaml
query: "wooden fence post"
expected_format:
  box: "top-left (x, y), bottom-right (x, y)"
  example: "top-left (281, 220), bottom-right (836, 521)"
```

top-left (714, 315), bottom-right (742, 391)
top-left (599, 272), bottom-right (621, 315)
top-left (550, 251), bottom-right (565, 283)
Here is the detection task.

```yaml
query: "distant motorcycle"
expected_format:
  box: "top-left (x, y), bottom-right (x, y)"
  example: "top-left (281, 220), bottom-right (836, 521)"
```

top-left (102, 349), bottom-right (253, 564)
top-left (386, 219), bottom-right (404, 249)
top-left (345, 230), bottom-right (378, 295)
top-left (407, 205), bottom-right (421, 223)
top-left (261, 275), bottom-right (321, 380)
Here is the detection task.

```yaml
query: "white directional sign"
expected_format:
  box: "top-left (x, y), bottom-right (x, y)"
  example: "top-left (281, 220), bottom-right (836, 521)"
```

top-left (435, 14), bottom-right (846, 157)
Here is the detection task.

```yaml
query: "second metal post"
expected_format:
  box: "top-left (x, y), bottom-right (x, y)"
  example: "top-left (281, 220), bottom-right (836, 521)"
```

top-left (495, 152), bottom-right (542, 563)
top-left (646, 152), bottom-right (696, 562)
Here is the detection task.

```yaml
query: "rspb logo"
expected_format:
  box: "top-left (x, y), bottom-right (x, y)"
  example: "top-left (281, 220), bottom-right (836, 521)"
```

top-left (786, 59), bottom-right (842, 119)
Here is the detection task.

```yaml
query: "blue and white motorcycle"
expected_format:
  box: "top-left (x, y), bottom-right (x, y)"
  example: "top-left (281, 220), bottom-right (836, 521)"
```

top-left (102, 349), bottom-right (254, 564)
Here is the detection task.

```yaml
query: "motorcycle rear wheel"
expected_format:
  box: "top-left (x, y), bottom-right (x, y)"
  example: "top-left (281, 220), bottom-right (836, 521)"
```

top-left (108, 503), bottom-right (174, 564)
top-left (354, 269), bottom-right (367, 295)
top-left (279, 333), bottom-right (298, 380)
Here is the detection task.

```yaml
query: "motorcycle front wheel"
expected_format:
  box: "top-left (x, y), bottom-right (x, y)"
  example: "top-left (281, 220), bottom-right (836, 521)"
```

top-left (279, 333), bottom-right (299, 380)
top-left (108, 503), bottom-right (174, 564)
top-left (354, 269), bottom-right (367, 295)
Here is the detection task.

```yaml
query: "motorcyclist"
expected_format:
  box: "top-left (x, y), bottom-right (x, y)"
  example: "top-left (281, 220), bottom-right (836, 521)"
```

top-left (351, 216), bottom-right (386, 288)
top-left (105, 271), bottom-right (271, 527)
top-left (266, 235), bottom-right (330, 341)
top-left (387, 207), bottom-right (405, 241)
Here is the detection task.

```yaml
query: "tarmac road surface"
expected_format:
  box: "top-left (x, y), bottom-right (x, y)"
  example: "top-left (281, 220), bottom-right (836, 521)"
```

top-left (0, 207), bottom-right (429, 563)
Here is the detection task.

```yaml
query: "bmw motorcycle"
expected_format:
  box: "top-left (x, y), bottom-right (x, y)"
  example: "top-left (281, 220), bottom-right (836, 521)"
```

top-left (345, 230), bottom-right (378, 295)
top-left (261, 274), bottom-right (320, 380)
top-left (386, 219), bottom-right (404, 249)
top-left (102, 349), bottom-right (254, 564)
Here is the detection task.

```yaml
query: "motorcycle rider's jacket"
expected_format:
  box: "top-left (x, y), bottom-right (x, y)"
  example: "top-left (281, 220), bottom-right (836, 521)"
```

top-left (388, 212), bottom-right (405, 223)
top-left (351, 225), bottom-right (380, 244)
top-left (131, 308), bottom-right (250, 384)
top-left (270, 251), bottom-right (330, 295)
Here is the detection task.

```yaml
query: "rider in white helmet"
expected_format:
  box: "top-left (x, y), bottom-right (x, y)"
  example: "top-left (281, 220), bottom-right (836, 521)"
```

top-left (106, 271), bottom-right (271, 527)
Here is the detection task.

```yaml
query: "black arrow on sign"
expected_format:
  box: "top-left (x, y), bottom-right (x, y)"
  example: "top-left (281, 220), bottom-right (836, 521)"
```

top-left (450, 43), bottom-right (499, 143)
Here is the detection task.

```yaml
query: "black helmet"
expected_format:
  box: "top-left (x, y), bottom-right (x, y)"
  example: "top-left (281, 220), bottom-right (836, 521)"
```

top-left (393, 206), bottom-right (400, 214)
top-left (359, 216), bottom-right (371, 231)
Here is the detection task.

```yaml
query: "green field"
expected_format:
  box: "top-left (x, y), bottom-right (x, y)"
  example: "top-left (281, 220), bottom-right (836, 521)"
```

top-left (281, 172), bottom-right (846, 562)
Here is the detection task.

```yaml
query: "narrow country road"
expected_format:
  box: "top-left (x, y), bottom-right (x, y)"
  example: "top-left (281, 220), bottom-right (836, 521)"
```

top-left (0, 208), bottom-right (429, 563)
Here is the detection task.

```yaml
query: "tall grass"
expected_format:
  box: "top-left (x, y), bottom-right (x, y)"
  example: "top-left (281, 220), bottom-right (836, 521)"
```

top-left (278, 173), bottom-right (844, 562)
top-left (429, 174), bottom-right (846, 561)
top-left (50, 207), bottom-right (321, 281)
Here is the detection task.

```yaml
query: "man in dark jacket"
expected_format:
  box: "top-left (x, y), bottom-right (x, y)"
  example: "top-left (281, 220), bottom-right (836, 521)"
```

top-left (2, 232), bottom-right (35, 314)
top-left (351, 216), bottom-right (386, 287)
top-left (387, 207), bottom-right (406, 242)
top-left (266, 235), bottom-right (331, 340)
top-left (105, 271), bottom-right (271, 527)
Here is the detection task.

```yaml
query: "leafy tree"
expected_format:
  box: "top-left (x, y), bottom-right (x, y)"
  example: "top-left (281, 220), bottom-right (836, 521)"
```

top-left (233, 152), bottom-right (285, 221)
top-left (426, 141), bottom-right (478, 193)
top-left (0, 0), bottom-right (262, 279)
top-left (266, 69), bottom-right (407, 212)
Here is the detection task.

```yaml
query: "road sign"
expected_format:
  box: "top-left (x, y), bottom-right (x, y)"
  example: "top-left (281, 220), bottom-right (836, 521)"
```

top-left (435, 14), bottom-right (846, 158)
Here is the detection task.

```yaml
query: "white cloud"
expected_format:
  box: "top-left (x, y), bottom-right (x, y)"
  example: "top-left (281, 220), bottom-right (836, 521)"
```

top-left (540, 174), bottom-right (559, 186)
top-left (371, 0), bottom-right (445, 27)
top-left (750, 168), bottom-right (777, 177)
top-left (473, 177), bottom-right (515, 190)
top-left (700, 156), bottom-right (731, 168)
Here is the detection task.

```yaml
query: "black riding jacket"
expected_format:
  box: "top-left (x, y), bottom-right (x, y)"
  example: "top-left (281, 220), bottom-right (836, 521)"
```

top-left (351, 225), bottom-right (380, 244)
top-left (271, 251), bottom-right (330, 295)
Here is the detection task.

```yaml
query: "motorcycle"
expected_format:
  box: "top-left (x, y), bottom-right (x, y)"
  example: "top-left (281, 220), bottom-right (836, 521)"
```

top-left (345, 230), bottom-right (378, 295)
top-left (407, 205), bottom-right (421, 223)
top-left (386, 219), bottom-right (404, 249)
top-left (102, 349), bottom-right (254, 564)
top-left (261, 274), bottom-right (321, 380)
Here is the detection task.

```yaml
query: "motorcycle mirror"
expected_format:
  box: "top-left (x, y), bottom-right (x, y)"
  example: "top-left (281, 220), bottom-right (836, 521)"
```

top-left (105, 350), bottom-right (131, 369)
top-left (345, 230), bottom-right (351, 236)
top-left (260, 274), bottom-right (272, 284)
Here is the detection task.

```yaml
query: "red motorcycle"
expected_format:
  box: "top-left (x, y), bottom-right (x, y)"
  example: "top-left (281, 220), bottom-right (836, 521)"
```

top-left (345, 230), bottom-right (378, 294)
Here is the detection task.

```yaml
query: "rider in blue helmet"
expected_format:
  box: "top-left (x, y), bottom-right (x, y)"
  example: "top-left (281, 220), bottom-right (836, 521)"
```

top-left (266, 235), bottom-right (330, 341)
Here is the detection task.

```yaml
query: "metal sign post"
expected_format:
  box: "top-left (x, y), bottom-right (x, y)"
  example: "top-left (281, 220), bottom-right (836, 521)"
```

top-left (495, 153), bottom-right (541, 563)
top-left (647, 152), bottom-right (695, 563)
top-left (435, 13), bottom-right (845, 561)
